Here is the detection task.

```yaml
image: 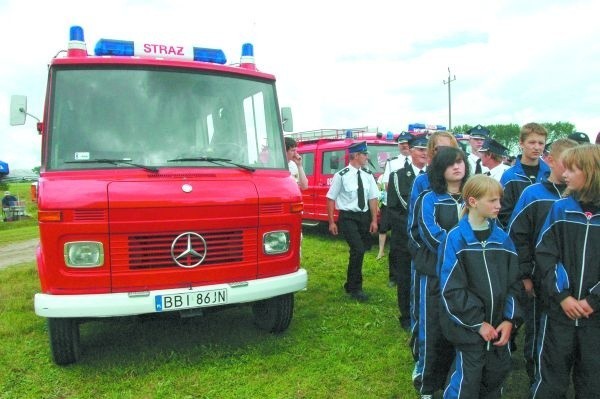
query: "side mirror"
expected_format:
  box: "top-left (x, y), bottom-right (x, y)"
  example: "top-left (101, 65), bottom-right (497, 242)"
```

top-left (281, 107), bottom-right (293, 132)
top-left (10, 95), bottom-right (27, 126)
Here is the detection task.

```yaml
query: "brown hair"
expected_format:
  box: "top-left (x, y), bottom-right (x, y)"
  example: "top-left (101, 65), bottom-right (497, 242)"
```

top-left (561, 144), bottom-right (600, 203)
top-left (519, 122), bottom-right (548, 143)
top-left (460, 174), bottom-right (503, 217)
top-left (427, 131), bottom-right (459, 159)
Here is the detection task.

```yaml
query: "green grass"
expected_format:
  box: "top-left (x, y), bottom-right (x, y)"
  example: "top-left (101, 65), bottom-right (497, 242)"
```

top-left (0, 222), bottom-right (550, 398)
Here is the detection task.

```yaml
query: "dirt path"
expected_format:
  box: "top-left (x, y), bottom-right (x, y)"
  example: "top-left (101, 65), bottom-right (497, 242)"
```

top-left (0, 238), bottom-right (38, 269)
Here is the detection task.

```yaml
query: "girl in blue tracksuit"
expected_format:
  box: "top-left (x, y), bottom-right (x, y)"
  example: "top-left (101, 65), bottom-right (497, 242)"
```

top-left (416, 146), bottom-right (469, 397)
top-left (532, 144), bottom-right (600, 399)
top-left (440, 174), bottom-right (522, 399)
top-left (407, 132), bottom-right (460, 386)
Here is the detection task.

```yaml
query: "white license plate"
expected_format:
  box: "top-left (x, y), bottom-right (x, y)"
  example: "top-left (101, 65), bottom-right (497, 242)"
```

top-left (155, 289), bottom-right (227, 312)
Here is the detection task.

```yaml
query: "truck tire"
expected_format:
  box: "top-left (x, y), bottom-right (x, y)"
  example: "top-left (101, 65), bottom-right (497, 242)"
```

top-left (252, 293), bottom-right (294, 333)
top-left (48, 318), bottom-right (80, 365)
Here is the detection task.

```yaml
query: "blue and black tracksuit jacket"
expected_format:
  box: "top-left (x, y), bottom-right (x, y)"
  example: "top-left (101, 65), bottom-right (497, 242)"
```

top-left (535, 196), bottom-right (600, 327)
top-left (417, 191), bottom-right (462, 277)
top-left (499, 156), bottom-right (550, 228)
top-left (507, 180), bottom-right (566, 281)
top-left (439, 216), bottom-right (523, 350)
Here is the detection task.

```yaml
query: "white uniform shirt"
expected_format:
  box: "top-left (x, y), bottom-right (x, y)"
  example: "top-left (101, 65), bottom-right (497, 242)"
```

top-left (288, 160), bottom-right (299, 183)
top-left (487, 163), bottom-right (510, 182)
top-left (381, 155), bottom-right (412, 184)
top-left (467, 152), bottom-right (490, 175)
top-left (326, 165), bottom-right (379, 212)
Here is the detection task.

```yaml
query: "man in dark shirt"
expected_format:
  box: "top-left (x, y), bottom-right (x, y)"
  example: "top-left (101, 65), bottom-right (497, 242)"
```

top-left (386, 136), bottom-right (428, 329)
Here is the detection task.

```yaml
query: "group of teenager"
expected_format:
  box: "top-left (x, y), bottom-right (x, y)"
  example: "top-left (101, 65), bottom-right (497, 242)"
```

top-left (324, 123), bottom-right (599, 399)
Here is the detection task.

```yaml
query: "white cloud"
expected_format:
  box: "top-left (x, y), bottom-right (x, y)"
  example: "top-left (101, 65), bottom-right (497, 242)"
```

top-left (1, 0), bottom-right (599, 170)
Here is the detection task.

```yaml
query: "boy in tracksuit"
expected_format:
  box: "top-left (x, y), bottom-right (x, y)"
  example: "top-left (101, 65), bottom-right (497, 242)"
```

top-left (532, 144), bottom-right (600, 398)
top-left (440, 175), bottom-right (522, 398)
top-left (499, 122), bottom-right (551, 227)
top-left (507, 138), bottom-right (578, 383)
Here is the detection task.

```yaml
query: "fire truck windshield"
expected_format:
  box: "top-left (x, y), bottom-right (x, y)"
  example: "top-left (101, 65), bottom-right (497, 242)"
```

top-left (46, 66), bottom-right (286, 171)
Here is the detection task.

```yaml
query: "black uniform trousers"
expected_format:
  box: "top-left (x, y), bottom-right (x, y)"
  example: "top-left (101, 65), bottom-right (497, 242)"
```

top-left (339, 210), bottom-right (372, 293)
top-left (388, 207), bottom-right (411, 325)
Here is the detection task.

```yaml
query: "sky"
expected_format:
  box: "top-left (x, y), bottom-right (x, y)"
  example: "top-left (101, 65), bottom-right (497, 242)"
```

top-left (1, 0), bottom-right (599, 170)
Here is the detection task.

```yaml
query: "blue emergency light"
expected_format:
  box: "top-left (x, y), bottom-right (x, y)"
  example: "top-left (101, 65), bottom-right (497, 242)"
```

top-left (70, 26), bottom-right (84, 42)
top-left (95, 39), bottom-right (135, 56)
top-left (242, 43), bottom-right (254, 57)
top-left (68, 25), bottom-right (88, 56)
top-left (193, 47), bottom-right (227, 64)
top-left (386, 131), bottom-right (394, 140)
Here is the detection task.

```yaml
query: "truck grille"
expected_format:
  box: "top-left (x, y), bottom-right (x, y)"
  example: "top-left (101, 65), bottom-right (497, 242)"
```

top-left (111, 230), bottom-right (254, 270)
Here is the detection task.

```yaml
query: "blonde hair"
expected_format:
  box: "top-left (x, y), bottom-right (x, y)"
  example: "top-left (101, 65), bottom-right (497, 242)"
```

top-left (519, 122), bottom-right (548, 143)
top-left (427, 131), bottom-right (459, 159)
top-left (549, 138), bottom-right (578, 158)
top-left (461, 174), bottom-right (503, 217)
top-left (561, 144), bottom-right (600, 203)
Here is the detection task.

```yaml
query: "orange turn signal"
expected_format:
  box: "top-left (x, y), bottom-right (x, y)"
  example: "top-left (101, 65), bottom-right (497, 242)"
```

top-left (38, 210), bottom-right (62, 222)
top-left (290, 202), bottom-right (304, 213)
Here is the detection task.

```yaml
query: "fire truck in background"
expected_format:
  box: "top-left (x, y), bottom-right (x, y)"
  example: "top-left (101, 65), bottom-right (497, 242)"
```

top-left (10, 26), bottom-right (307, 365)
top-left (287, 123), bottom-right (457, 226)
top-left (286, 127), bottom-right (399, 226)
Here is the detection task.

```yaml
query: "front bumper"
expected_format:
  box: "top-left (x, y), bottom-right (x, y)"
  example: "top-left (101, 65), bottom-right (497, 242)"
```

top-left (35, 268), bottom-right (307, 318)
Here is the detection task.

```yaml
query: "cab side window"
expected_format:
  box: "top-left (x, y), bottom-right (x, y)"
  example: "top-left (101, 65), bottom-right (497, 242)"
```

top-left (302, 152), bottom-right (315, 176)
top-left (323, 150), bottom-right (345, 175)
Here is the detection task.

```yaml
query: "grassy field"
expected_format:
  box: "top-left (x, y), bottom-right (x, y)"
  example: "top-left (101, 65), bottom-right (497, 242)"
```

top-left (0, 189), bottom-right (546, 398)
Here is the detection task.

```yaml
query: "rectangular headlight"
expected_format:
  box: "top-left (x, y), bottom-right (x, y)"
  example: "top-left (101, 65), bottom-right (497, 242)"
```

top-left (64, 241), bottom-right (104, 268)
top-left (263, 231), bottom-right (290, 255)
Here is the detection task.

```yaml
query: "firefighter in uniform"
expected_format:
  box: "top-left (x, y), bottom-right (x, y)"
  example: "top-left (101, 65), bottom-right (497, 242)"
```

top-left (386, 136), bottom-right (428, 329)
top-left (327, 141), bottom-right (379, 302)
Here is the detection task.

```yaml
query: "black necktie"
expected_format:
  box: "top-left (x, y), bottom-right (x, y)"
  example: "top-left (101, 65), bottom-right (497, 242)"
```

top-left (475, 158), bottom-right (482, 174)
top-left (418, 169), bottom-right (425, 175)
top-left (357, 170), bottom-right (365, 210)
top-left (403, 157), bottom-right (410, 169)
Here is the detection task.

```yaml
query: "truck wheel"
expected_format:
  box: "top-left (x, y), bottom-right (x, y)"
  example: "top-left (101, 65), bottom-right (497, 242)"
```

top-left (252, 293), bottom-right (294, 333)
top-left (48, 318), bottom-right (80, 365)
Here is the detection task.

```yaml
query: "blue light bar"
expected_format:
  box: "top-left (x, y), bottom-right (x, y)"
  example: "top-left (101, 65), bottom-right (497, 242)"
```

top-left (70, 26), bottom-right (84, 41)
top-left (408, 123), bottom-right (426, 130)
top-left (345, 130), bottom-right (353, 138)
top-left (193, 47), bottom-right (227, 64)
top-left (95, 39), bottom-right (134, 56)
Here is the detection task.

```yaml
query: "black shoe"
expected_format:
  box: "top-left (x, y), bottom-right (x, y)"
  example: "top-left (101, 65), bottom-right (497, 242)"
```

top-left (348, 290), bottom-right (369, 302)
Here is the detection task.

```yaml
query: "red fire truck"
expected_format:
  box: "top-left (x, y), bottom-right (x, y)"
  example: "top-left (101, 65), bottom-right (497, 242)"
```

top-left (287, 128), bottom-right (399, 226)
top-left (10, 26), bottom-right (307, 365)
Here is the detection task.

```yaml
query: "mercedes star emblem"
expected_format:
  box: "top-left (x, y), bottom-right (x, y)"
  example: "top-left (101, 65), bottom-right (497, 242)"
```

top-left (171, 232), bottom-right (207, 268)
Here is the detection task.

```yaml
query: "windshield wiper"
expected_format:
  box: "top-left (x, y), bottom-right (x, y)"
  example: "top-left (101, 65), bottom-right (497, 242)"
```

top-left (167, 156), bottom-right (255, 172)
top-left (65, 158), bottom-right (159, 173)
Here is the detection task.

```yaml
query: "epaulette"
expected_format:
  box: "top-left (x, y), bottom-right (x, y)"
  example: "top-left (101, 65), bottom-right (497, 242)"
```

top-left (361, 167), bottom-right (373, 174)
top-left (339, 167), bottom-right (350, 176)
top-left (387, 156), bottom-right (399, 162)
